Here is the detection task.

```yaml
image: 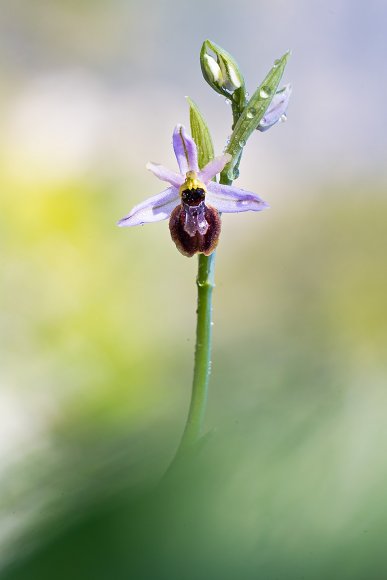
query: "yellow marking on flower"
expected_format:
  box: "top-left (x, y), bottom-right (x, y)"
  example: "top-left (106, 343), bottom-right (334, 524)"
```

top-left (179, 171), bottom-right (207, 197)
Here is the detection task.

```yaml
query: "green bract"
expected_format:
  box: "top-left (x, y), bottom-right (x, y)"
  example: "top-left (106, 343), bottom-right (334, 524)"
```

top-left (186, 97), bottom-right (214, 170)
top-left (221, 51), bottom-right (290, 181)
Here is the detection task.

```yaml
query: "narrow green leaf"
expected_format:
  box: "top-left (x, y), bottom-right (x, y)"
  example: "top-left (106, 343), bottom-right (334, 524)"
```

top-left (186, 97), bottom-right (215, 169)
top-left (222, 51), bottom-right (290, 179)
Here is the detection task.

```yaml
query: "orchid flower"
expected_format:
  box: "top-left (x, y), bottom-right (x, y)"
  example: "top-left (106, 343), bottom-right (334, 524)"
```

top-left (118, 125), bottom-right (268, 257)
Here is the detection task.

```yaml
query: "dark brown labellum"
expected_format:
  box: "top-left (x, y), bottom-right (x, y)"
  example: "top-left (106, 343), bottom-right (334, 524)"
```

top-left (169, 203), bottom-right (221, 257)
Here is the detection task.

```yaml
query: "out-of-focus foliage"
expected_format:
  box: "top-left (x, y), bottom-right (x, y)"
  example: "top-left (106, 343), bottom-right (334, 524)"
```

top-left (2, 176), bottom-right (387, 578)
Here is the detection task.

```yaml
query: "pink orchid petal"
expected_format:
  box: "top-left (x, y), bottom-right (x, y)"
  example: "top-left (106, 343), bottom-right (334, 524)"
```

top-left (206, 181), bottom-right (269, 213)
top-left (199, 154), bottom-right (232, 183)
top-left (146, 162), bottom-right (183, 188)
top-left (118, 187), bottom-right (180, 227)
top-left (173, 124), bottom-right (199, 174)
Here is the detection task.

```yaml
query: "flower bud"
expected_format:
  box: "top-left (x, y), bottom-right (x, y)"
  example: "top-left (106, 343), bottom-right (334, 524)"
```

top-left (257, 83), bottom-right (292, 132)
top-left (200, 40), bottom-right (245, 97)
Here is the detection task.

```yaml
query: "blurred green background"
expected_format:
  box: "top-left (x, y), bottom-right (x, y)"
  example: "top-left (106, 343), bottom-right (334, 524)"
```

top-left (1, 0), bottom-right (387, 578)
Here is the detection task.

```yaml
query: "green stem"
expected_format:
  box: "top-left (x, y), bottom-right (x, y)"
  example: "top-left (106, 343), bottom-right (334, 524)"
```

top-left (178, 252), bottom-right (216, 450)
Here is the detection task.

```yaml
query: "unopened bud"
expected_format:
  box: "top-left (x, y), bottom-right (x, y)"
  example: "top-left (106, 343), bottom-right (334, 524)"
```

top-left (200, 40), bottom-right (245, 97)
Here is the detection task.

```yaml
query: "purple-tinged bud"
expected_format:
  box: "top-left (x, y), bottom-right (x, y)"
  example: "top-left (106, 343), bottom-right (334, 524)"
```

top-left (257, 84), bottom-right (292, 132)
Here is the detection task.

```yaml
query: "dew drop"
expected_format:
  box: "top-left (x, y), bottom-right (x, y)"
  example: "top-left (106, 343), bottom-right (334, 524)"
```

top-left (225, 98), bottom-right (232, 105)
top-left (246, 107), bottom-right (256, 119)
top-left (233, 167), bottom-right (240, 179)
top-left (259, 86), bottom-right (271, 99)
top-left (245, 91), bottom-right (250, 98)
top-left (279, 113), bottom-right (287, 123)
top-left (238, 139), bottom-right (246, 147)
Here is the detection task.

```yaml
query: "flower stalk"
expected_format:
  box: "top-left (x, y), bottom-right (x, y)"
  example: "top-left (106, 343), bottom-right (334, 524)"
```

top-left (177, 251), bottom-right (216, 450)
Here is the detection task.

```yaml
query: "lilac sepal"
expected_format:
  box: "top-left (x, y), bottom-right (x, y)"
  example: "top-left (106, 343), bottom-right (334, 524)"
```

top-left (146, 162), bottom-right (183, 188)
top-left (206, 181), bottom-right (269, 213)
top-left (173, 124), bottom-right (199, 174)
top-left (199, 154), bottom-right (231, 183)
top-left (258, 84), bottom-right (292, 132)
top-left (117, 186), bottom-right (179, 227)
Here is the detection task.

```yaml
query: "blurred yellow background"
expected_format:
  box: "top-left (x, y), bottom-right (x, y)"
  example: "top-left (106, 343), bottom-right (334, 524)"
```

top-left (1, 0), bottom-right (387, 578)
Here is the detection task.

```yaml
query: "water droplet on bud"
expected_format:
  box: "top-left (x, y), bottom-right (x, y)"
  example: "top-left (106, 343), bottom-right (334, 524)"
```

top-left (238, 139), bottom-right (246, 147)
top-left (225, 98), bottom-right (232, 105)
top-left (279, 113), bottom-right (287, 123)
top-left (246, 107), bottom-right (256, 119)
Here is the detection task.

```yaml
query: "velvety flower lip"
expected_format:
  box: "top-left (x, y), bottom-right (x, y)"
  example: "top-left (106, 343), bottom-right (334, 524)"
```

top-left (258, 84), bottom-right (292, 132)
top-left (117, 124), bottom-right (268, 228)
